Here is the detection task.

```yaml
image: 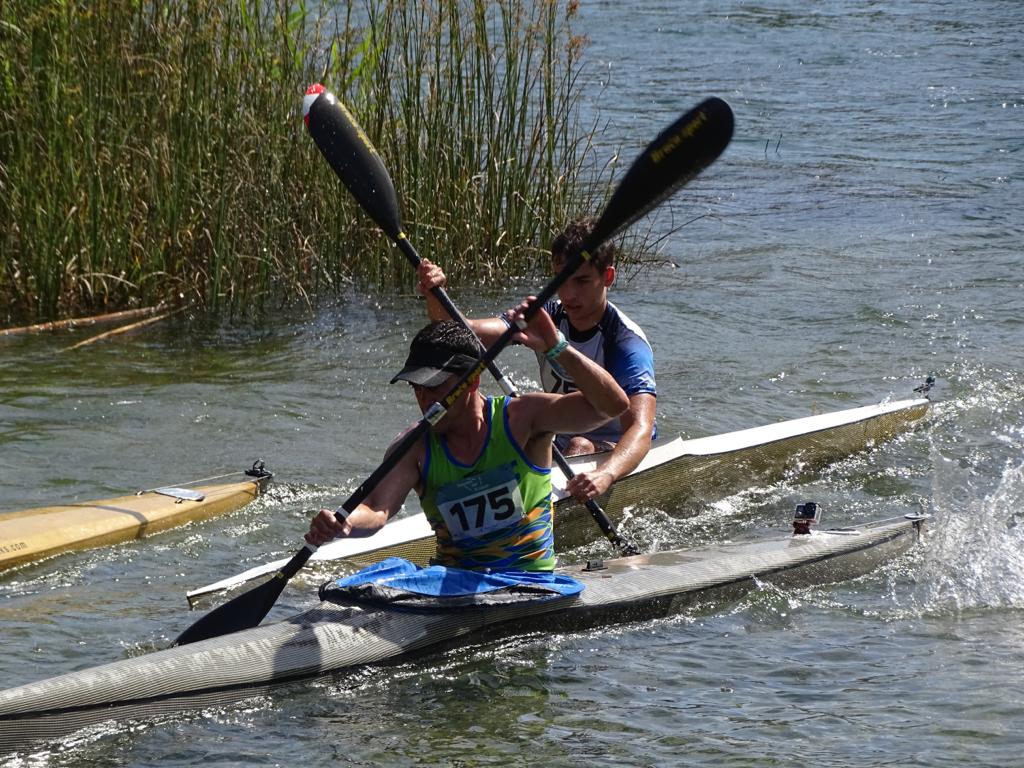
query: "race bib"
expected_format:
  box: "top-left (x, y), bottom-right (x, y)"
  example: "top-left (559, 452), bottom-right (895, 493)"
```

top-left (435, 463), bottom-right (525, 541)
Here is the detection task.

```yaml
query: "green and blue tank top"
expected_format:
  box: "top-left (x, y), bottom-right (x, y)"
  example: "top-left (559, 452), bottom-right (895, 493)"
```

top-left (419, 396), bottom-right (555, 572)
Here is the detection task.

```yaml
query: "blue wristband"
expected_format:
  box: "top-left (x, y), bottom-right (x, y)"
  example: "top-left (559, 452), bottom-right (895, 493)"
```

top-left (544, 330), bottom-right (569, 360)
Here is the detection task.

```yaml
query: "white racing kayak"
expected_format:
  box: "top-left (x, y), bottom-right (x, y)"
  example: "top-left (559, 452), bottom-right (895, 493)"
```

top-left (186, 396), bottom-right (930, 604)
top-left (0, 512), bottom-right (928, 754)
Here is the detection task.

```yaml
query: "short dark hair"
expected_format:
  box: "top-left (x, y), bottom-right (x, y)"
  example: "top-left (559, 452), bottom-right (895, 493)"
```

top-left (550, 218), bottom-right (616, 271)
top-left (412, 320), bottom-right (480, 356)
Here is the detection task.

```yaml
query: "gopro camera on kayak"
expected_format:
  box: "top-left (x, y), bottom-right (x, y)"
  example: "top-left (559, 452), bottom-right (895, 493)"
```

top-left (793, 502), bottom-right (820, 535)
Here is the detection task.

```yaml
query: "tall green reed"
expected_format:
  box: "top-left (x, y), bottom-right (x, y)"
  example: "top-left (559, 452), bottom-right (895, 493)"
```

top-left (0, 0), bottom-right (593, 325)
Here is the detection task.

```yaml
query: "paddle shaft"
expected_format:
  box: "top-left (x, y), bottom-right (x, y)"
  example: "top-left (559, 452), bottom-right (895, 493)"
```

top-left (175, 90), bottom-right (732, 645)
top-left (393, 236), bottom-right (515, 397)
top-left (344, 246), bottom-right (588, 510)
top-left (395, 235), bottom-right (638, 555)
top-left (335, 215), bottom-right (641, 527)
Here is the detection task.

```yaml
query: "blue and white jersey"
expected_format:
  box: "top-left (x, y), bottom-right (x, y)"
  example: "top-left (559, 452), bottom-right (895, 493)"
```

top-left (537, 299), bottom-right (657, 444)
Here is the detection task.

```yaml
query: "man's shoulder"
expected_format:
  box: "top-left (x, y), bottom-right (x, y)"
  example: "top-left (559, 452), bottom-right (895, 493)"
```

top-left (502, 390), bottom-right (561, 444)
top-left (603, 301), bottom-right (652, 349)
top-left (600, 302), bottom-right (656, 395)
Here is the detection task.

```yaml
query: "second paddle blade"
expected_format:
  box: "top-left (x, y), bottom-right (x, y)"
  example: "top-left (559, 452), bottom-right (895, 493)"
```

top-left (174, 574), bottom-right (287, 646)
top-left (588, 97), bottom-right (734, 249)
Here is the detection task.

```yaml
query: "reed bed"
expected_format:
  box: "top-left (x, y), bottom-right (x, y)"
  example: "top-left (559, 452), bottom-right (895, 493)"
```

top-left (0, 0), bottom-right (593, 325)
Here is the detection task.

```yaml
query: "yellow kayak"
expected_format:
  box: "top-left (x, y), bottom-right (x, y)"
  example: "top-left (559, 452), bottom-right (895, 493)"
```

top-left (0, 463), bottom-right (272, 573)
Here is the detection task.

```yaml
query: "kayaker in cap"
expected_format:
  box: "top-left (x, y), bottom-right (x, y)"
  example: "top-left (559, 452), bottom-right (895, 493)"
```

top-left (416, 218), bottom-right (657, 505)
top-left (305, 308), bottom-right (629, 572)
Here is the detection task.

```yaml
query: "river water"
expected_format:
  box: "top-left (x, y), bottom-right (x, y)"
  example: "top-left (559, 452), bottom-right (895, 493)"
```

top-left (2, 0), bottom-right (1022, 765)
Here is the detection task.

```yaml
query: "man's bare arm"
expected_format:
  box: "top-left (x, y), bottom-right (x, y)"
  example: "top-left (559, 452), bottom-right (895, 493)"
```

top-left (564, 393), bottom-right (655, 502)
top-left (306, 431), bottom-right (423, 546)
top-left (595, 393), bottom-right (655, 481)
top-left (416, 260), bottom-right (505, 345)
top-left (530, 345), bottom-right (630, 435)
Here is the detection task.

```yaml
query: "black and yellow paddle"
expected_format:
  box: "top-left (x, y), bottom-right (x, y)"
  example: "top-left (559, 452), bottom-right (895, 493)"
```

top-left (302, 83), bottom-right (638, 557)
top-left (174, 88), bottom-right (733, 646)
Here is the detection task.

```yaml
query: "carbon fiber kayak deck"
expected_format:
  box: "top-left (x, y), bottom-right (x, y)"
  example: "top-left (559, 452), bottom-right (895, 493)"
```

top-left (0, 515), bottom-right (926, 754)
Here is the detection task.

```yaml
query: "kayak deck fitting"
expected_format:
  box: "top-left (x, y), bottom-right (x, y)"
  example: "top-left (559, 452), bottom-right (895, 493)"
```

top-left (0, 513), bottom-right (928, 754)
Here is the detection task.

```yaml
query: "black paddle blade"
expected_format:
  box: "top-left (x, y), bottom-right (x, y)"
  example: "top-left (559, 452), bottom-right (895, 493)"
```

top-left (304, 85), bottom-right (403, 241)
top-left (424, 97), bottom-right (735, 408)
top-left (587, 97), bottom-right (734, 251)
top-left (174, 572), bottom-right (288, 646)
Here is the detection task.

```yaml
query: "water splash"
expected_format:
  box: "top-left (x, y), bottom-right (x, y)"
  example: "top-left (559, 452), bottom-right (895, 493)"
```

top-left (915, 454), bottom-right (1024, 612)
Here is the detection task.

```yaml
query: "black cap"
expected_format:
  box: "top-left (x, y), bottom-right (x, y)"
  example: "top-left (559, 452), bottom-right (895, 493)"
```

top-left (389, 344), bottom-right (479, 387)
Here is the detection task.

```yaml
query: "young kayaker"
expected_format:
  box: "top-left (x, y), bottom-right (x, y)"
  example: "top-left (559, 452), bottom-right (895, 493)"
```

top-left (416, 218), bottom-right (657, 505)
top-left (305, 311), bottom-right (629, 572)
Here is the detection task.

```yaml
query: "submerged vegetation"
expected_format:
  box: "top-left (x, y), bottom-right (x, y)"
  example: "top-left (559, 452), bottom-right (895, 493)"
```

top-left (0, 0), bottom-right (594, 324)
